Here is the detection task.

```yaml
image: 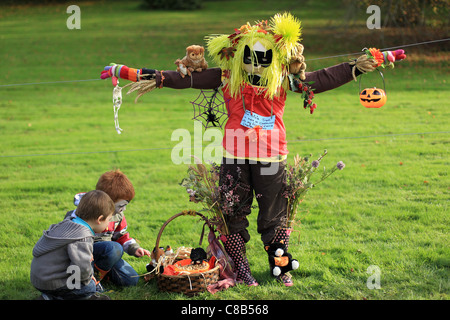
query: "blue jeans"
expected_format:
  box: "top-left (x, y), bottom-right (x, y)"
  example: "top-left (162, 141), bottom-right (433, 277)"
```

top-left (93, 241), bottom-right (139, 287)
top-left (39, 279), bottom-right (97, 300)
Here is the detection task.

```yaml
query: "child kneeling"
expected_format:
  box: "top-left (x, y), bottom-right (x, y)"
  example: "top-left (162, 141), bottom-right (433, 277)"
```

top-left (30, 190), bottom-right (114, 300)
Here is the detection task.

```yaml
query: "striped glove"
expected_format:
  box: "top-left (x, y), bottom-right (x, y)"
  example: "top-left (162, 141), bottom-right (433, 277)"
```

top-left (100, 63), bottom-right (141, 86)
top-left (365, 48), bottom-right (406, 68)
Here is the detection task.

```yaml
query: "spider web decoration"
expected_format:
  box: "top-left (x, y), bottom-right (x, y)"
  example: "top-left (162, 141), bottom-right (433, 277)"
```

top-left (191, 88), bottom-right (229, 129)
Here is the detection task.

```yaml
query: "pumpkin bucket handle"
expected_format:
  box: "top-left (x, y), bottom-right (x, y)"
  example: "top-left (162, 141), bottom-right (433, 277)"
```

top-left (359, 68), bottom-right (386, 94)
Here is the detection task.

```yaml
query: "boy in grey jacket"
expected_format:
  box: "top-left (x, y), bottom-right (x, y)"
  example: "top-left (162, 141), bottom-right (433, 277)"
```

top-left (30, 190), bottom-right (115, 300)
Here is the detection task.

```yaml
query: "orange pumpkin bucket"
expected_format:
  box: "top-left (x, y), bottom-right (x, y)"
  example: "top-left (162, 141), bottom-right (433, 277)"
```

top-left (359, 69), bottom-right (387, 108)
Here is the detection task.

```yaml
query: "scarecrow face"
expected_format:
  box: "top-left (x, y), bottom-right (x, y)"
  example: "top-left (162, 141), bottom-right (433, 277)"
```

top-left (243, 41), bottom-right (273, 85)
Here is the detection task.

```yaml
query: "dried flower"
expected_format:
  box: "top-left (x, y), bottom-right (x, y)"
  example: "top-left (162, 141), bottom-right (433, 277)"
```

top-left (284, 150), bottom-right (344, 228)
top-left (311, 160), bottom-right (320, 168)
top-left (180, 159), bottom-right (251, 235)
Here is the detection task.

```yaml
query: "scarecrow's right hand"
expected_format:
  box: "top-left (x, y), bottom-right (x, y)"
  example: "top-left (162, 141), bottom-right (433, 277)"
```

top-left (101, 63), bottom-right (121, 86)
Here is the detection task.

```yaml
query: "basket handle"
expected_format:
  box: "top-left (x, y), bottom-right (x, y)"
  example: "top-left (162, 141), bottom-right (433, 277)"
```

top-left (154, 210), bottom-right (211, 262)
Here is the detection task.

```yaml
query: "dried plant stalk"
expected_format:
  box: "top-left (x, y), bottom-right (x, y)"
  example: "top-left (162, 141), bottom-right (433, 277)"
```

top-left (123, 74), bottom-right (157, 103)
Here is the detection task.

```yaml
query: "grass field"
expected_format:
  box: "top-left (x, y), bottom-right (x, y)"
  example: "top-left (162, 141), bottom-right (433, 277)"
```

top-left (0, 0), bottom-right (448, 300)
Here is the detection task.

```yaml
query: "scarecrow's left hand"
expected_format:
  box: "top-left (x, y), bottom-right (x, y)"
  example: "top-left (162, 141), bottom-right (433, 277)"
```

top-left (366, 48), bottom-right (406, 68)
top-left (381, 49), bottom-right (406, 65)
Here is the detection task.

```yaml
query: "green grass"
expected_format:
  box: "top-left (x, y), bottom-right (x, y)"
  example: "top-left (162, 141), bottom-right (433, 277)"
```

top-left (0, 0), bottom-right (448, 300)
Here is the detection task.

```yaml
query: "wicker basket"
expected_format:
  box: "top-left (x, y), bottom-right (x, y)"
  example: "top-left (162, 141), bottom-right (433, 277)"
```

top-left (154, 210), bottom-right (220, 296)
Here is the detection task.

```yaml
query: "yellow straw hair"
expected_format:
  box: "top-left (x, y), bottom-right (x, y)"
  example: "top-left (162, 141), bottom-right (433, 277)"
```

top-left (270, 12), bottom-right (302, 63)
top-left (205, 12), bottom-right (302, 100)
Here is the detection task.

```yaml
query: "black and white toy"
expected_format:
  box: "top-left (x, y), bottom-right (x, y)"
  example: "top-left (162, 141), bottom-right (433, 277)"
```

top-left (265, 240), bottom-right (299, 277)
top-left (190, 247), bottom-right (208, 264)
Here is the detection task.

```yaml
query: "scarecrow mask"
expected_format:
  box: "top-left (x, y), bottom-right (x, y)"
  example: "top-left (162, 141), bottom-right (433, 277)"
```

top-left (243, 41), bottom-right (273, 85)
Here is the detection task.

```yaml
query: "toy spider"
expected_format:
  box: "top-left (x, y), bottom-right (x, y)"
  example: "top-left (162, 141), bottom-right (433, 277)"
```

top-left (191, 88), bottom-right (229, 129)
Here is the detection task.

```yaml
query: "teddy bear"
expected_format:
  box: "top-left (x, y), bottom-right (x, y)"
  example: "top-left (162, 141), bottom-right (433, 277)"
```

top-left (264, 240), bottom-right (299, 277)
top-left (174, 45), bottom-right (208, 78)
top-left (288, 43), bottom-right (307, 80)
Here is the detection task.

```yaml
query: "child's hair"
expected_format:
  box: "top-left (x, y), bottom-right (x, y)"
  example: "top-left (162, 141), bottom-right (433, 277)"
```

top-left (95, 169), bottom-right (135, 203)
top-left (77, 190), bottom-right (115, 221)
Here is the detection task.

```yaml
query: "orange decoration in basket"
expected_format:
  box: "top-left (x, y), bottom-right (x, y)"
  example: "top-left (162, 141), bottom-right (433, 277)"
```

top-left (163, 256), bottom-right (216, 276)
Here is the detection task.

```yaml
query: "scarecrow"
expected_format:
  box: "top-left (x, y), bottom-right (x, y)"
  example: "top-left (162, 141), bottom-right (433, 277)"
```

top-left (101, 13), bottom-right (405, 286)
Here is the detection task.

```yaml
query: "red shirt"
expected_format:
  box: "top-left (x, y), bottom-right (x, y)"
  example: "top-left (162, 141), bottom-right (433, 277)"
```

top-left (222, 83), bottom-right (288, 158)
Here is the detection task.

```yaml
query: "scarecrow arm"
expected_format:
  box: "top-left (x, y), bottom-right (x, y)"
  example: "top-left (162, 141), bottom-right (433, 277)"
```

top-left (149, 68), bottom-right (222, 90)
top-left (101, 64), bottom-right (222, 89)
top-left (303, 62), bottom-right (355, 94)
top-left (302, 49), bottom-right (406, 94)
